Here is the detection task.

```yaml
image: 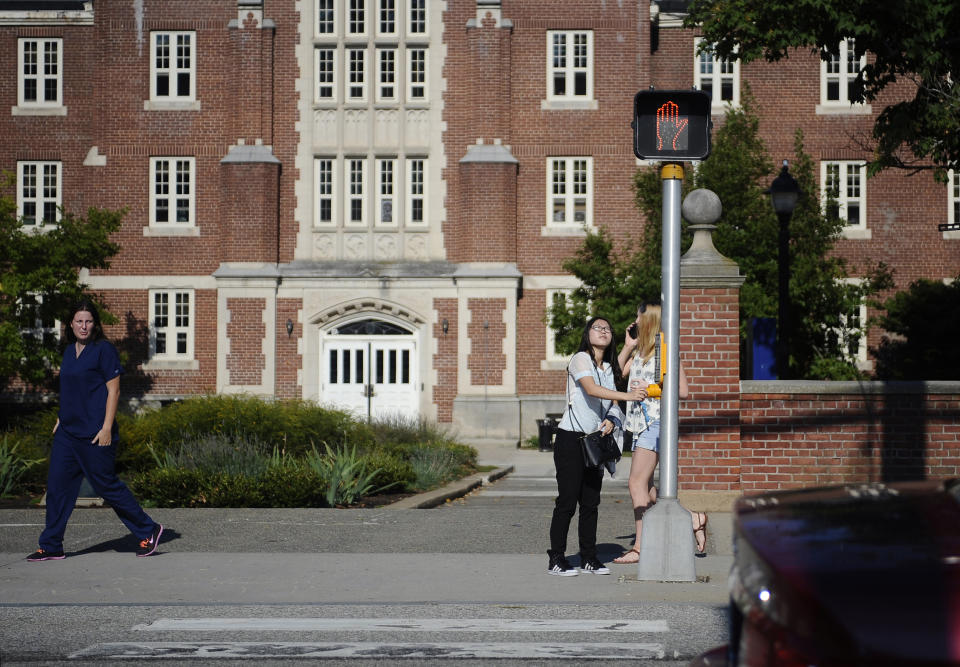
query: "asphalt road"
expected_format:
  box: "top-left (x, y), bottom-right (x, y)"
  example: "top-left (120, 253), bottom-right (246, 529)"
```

top-left (0, 442), bottom-right (733, 665)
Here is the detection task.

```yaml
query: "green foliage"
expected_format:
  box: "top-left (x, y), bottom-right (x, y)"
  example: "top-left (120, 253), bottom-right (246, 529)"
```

top-left (0, 176), bottom-right (125, 391)
top-left (149, 433), bottom-right (277, 477)
top-left (409, 447), bottom-right (465, 491)
top-left (685, 0), bottom-right (960, 178)
top-left (0, 434), bottom-right (44, 497)
top-left (872, 278), bottom-right (960, 380)
top-left (303, 444), bottom-right (394, 506)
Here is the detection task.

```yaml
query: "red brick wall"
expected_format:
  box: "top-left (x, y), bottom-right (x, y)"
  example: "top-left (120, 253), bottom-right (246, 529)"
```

top-left (226, 297), bottom-right (265, 386)
top-left (737, 389), bottom-right (960, 493)
top-left (467, 298), bottom-right (506, 386)
top-left (276, 298), bottom-right (302, 399)
top-left (432, 298), bottom-right (458, 422)
top-left (220, 161), bottom-right (280, 264)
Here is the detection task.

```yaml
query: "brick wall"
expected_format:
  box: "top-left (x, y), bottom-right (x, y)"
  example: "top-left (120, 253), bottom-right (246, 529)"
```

top-left (433, 297), bottom-right (458, 422)
top-left (276, 298), bottom-right (302, 399)
top-left (226, 297), bottom-right (266, 386)
top-left (467, 298), bottom-right (506, 387)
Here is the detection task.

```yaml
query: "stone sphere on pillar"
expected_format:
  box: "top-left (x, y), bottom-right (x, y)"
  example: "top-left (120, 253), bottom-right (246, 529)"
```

top-left (681, 189), bottom-right (722, 225)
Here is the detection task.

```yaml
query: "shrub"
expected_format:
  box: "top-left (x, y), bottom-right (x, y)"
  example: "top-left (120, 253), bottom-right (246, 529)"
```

top-left (0, 434), bottom-right (44, 497)
top-left (303, 444), bottom-right (396, 506)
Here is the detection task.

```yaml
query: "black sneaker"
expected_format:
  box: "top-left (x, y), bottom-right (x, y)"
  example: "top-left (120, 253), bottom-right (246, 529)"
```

top-left (580, 557), bottom-right (611, 575)
top-left (26, 548), bottom-right (65, 562)
top-left (136, 524), bottom-right (163, 557)
top-left (547, 552), bottom-right (579, 576)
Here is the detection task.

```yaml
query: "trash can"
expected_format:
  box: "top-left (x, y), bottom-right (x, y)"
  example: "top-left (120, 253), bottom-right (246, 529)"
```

top-left (536, 418), bottom-right (555, 452)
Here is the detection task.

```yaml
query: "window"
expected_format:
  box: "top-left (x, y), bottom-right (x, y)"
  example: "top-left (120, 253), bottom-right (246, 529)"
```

top-left (694, 38), bottom-right (738, 111)
top-left (409, 0), bottom-right (426, 35)
top-left (315, 158), bottom-right (336, 226)
top-left (822, 161), bottom-right (866, 229)
top-left (547, 157), bottom-right (592, 227)
top-left (545, 289), bottom-right (573, 362)
top-left (406, 158), bottom-right (426, 226)
top-left (376, 48), bottom-right (396, 101)
top-left (407, 48), bottom-right (426, 101)
top-left (20, 293), bottom-right (60, 343)
top-left (347, 48), bottom-right (367, 101)
top-left (348, 0), bottom-right (366, 36)
top-left (376, 158), bottom-right (395, 226)
top-left (151, 31), bottom-right (195, 101)
top-left (821, 38), bottom-right (865, 105)
top-left (949, 170), bottom-right (960, 228)
top-left (346, 158), bottom-right (366, 226)
top-left (18, 38), bottom-right (62, 107)
top-left (315, 48), bottom-right (337, 101)
top-left (150, 290), bottom-right (193, 360)
top-left (150, 157), bottom-right (196, 226)
top-left (17, 161), bottom-right (60, 226)
top-left (547, 31), bottom-right (593, 101)
top-left (378, 0), bottom-right (396, 36)
top-left (317, 0), bottom-right (336, 35)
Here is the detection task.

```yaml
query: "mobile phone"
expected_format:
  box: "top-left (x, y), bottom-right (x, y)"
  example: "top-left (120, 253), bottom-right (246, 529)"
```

top-left (627, 323), bottom-right (638, 338)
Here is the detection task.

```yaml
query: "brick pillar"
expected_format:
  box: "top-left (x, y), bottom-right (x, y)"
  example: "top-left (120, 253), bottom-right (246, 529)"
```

top-left (456, 149), bottom-right (518, 262)
top-left (219, 149), bottom-right (281, 264)
top-left (679, 223), bottom-right (745, 502)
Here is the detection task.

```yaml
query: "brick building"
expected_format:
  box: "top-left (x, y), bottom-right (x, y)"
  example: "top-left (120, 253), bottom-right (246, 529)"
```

top-left (2, 0), bottom-right (958, 445)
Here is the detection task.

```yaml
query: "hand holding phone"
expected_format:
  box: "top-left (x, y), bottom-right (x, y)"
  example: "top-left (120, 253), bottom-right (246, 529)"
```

top-left (627, 323), bottom-right (638, 339)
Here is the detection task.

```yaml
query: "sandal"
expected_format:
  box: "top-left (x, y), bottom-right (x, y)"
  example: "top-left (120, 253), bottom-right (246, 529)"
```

top-left (693, 512), bottom-right (708, 554)
top-left (613, 548), bottom-right (640, 564)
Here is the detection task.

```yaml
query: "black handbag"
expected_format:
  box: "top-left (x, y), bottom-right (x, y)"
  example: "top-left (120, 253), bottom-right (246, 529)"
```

top-left (581, 429), bottom-right (621, 468)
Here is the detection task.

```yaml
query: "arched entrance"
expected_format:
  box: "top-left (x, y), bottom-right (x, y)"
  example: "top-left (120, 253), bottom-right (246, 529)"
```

top-left (320, 317), bottom-right (418, 421)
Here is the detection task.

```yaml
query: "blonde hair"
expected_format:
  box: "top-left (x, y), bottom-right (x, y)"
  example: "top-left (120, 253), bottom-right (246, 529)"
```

top-left (636, 303), bottom-right (662, 363)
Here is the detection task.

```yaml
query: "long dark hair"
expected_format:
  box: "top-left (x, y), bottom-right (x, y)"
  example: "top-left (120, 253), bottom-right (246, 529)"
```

top-left (577, 316), bottom-right (622, 382)
top-left (64, 299), bottom-right (104, 344)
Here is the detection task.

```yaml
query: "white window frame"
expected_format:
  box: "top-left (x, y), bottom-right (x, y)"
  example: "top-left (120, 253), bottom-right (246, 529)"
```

top-left (18, 38), bottom-right (62, 108)
top-left (546, 31), bottom-right (593, 103)
top-left (376, 158), bottom-right (396, 227)
top-left (346, 47), bottom-right (367, 102)
top-left (946, 170), bottom-right (960, 239)
top-left (316, 0), bottom-right (337, 37)
top-left (345, 157), bottom-right (367, 227)
top-left (150, 157), bottom-right (196, 227)
top-left (17, 161), bottom-right (61, 227)
top-left (376, 48), bottom-right (397, 102)
top-left (408, 0), bottom-right (427, 36)
top-left (821, 160), bottom-right (869, 238)
top-left (694, 38), bottom-right (739, 113)
top-left (20, 293), bottom-right (60, 343)
top-left (820, 38), bottom-right (866, 107)
top-left (315, 47), bottom-right (337, 102)
top-left (150, 31), bottom-right (196, 102)
top-left (405, 157), bottom-right (426, 227)
top-left (546, 157), bottom-right (593, 230)
top-left (406, 48), bottom-right (427, 102)
top-left (347, 0), bottom-right (367, 37)
top-left (314, 157), bottom-right (337, 227)
top-left (377, 0), bottom-right (397, 38)
top-left (545, 289), bottom-right (574, 363)
top-left (149, 289), bottom-right (194, 361)
top-left (829, 279), bottom-right (870, 369)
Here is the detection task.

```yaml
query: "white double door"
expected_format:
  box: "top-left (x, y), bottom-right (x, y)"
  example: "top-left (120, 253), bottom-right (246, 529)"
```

top-left (321, 337), bottom-right (418, 421)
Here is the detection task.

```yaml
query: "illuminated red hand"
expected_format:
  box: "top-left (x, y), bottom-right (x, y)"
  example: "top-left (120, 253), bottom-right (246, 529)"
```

top-left (656, 101), bottom-right (689, 150)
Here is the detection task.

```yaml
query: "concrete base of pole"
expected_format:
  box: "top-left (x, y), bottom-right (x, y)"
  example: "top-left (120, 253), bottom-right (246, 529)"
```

top-left (636, 498), bottom-right (696, 582)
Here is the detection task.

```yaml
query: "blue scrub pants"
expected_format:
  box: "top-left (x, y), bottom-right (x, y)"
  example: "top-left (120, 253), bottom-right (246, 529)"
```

top-left (39, 428), bottom-right (157, 551)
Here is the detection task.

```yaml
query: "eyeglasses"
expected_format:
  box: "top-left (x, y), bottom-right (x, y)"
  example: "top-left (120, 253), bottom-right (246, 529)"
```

top-left (591, 325), bottom-right (612, 334)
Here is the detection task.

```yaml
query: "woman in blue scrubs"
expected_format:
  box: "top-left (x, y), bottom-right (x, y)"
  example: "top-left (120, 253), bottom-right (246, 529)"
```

top-left (27, 300), bottom-right (163, 561)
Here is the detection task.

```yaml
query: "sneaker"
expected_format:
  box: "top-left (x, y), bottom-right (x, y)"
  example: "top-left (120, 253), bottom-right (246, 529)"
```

top-left (26, 548), bottom-right (65, 562)
top-left (580, 557), bottom-right (611, 575)
top-left (136, 524), bottom-right (163, 557)
top-left (547, 553), bottom-right (579, 576)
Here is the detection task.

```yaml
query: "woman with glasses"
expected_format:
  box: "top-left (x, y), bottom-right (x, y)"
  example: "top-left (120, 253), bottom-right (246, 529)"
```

top-left (612, 302), bottom-right (707, 565)
top-left (547, 316), bottom-right (645, 576)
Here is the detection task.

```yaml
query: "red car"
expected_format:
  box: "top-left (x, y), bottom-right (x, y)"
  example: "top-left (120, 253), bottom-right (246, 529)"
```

top-left (694, 479), bottom-right (960, 666)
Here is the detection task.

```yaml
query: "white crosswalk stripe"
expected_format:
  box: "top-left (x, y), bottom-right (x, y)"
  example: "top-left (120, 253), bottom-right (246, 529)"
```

top-left (71, 616), bottom-right (673, 661)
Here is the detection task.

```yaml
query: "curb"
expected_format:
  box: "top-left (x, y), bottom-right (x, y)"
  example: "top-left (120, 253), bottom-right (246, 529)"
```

top-left (385, 465), bottom-right (514, 509)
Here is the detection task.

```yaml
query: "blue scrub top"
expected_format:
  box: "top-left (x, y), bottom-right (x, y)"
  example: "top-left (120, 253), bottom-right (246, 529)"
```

top-left (58, 339), bottom-right (124, 442)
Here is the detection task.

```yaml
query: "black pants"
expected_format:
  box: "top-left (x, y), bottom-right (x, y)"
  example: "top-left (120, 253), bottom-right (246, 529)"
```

top-left (549, 428), bottom-right (603, 559)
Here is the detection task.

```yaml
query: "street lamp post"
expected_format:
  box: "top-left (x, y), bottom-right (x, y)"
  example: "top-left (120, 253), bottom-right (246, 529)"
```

top-left (766, 160), bottom-right (800, 380)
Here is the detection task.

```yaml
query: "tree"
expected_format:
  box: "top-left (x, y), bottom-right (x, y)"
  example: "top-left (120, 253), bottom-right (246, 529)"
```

top-left (872, 278), bottom-right (960, 380)
top-left (552, 94), bottom-right (892, 379)
top-left (686, 0), bottom-right (960, 178)
top-left (0, 176), bottom-right (124, 391)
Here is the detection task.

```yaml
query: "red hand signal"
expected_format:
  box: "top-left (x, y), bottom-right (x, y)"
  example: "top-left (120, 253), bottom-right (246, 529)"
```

top-left (656, 101), bottom-right (689, 150)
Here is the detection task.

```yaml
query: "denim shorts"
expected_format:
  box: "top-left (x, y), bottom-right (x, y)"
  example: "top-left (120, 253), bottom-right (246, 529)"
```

top-left (630, 421), bottom-right (660, 453)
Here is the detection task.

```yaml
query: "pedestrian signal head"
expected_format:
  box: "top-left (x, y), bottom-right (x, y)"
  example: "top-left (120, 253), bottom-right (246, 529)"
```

top-left (632, 90), bottom-right (712, 161)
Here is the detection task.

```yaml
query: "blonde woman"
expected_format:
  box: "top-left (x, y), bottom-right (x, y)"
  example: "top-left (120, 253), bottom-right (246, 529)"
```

top-left (612, 302), bottom-right (707, 564)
